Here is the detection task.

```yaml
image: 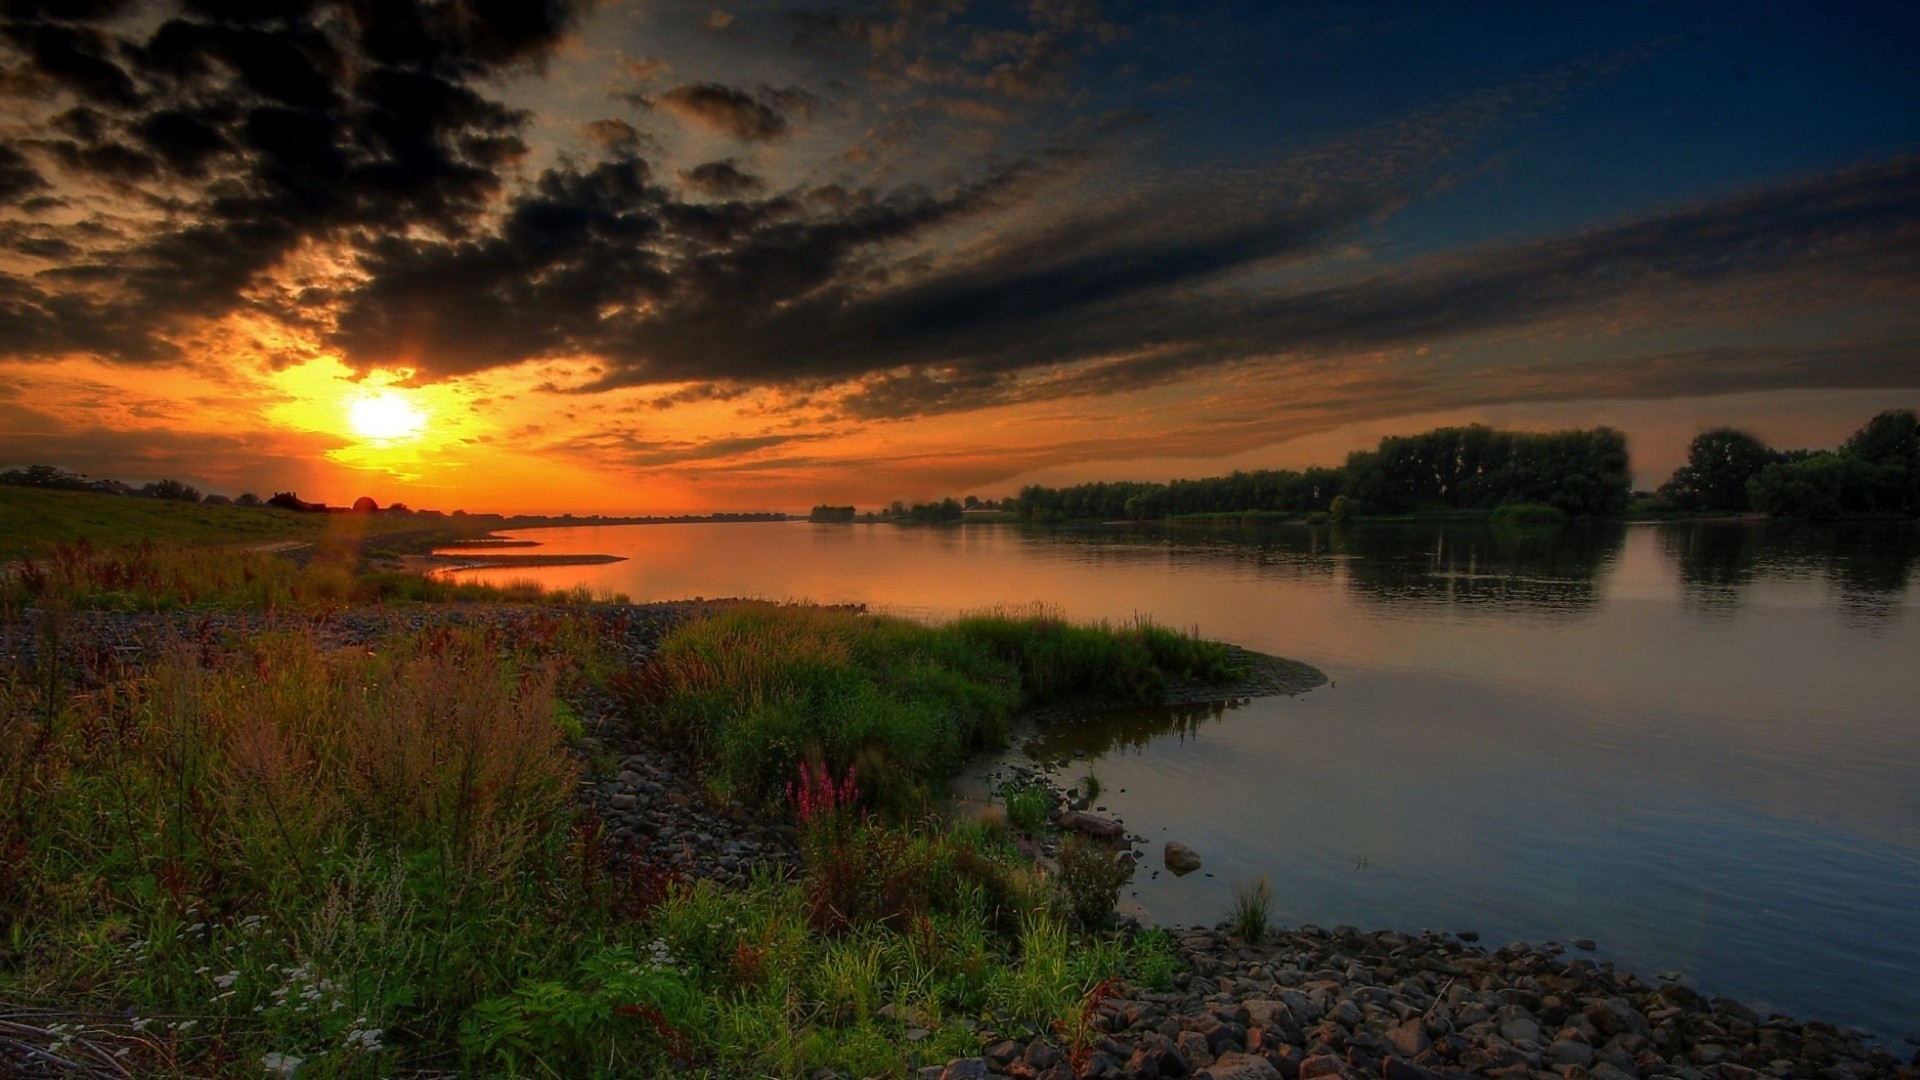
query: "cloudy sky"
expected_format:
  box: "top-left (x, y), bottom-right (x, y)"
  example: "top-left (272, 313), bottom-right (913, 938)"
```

top-left (0, 0), bottom-right (1914, 512)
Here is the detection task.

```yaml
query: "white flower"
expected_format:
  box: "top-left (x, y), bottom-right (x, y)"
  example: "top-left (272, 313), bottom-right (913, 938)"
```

top-left (262, 1051), bottom-right (303, 1077)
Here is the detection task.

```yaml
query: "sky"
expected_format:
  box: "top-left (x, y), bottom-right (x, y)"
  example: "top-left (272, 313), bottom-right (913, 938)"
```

top-left (0, 0), bottom-right (1915, 513)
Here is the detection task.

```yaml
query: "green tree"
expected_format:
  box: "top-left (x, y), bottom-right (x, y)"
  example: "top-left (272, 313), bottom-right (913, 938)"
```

top-left (1659, 428), bottom-right (1777, 511)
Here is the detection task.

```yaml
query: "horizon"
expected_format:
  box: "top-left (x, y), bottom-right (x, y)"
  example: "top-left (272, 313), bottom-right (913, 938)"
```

top-left (2, 2), bottom-right (1916, 515)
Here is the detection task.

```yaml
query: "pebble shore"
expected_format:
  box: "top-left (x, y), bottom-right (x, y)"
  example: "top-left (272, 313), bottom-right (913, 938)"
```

top-left (921, 925), bottom-right (1914, 1079)
top-left (7, 603), bottom-right (1913, 1078)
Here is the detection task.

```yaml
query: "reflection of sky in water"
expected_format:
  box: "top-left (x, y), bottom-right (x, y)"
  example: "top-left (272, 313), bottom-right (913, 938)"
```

top-left (447, 520), bottom-right (1920, 1039)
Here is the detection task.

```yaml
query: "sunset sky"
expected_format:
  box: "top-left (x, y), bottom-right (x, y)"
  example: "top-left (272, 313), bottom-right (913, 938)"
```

top-left (1, 0), bottom-right (1915, 513)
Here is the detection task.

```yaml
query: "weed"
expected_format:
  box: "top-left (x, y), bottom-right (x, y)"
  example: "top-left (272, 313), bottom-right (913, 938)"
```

top-left (1228, 876), bottom-right (1274, 945)
top-left (1081, 770), bottom-right (1102, 801)
top-left (1001, 780), bottom-right (1051, 835)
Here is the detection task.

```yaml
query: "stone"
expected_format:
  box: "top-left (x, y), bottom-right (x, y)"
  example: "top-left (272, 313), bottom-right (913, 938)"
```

top-left (1200, 1052), bottom-right (1283, 1080)
top-left (1163, 840), bottom-right (1203, 875)
top-left (1298, 1053), bottom-right (1345, 1079)
top-left (1026, 1039), bottom-right (1061, 1069)
top-left (940, 1059), bottom-right (992, 1080)
top-left (1058, 810), bottom-right (1126, 839)
top-left (1178, 1029), bottom-right (1216, 1067)
top-left (1386, 1019), bottom-right (1431, 1058)
top-left (1550, 1039), bottom-right (1595, 1067)
top-left (608, 793), bottom-right (637, 810)
top-left (985, 1040), bottom-right (1022, 1067)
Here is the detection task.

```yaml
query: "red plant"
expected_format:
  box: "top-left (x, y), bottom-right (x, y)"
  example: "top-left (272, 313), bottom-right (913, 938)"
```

top-left (1060, 977), bottom-right (1123, 1073)
top-left (613, 1003), bottom-right (695, 1063)
top-left (786, 760), bottom-right (859, 826)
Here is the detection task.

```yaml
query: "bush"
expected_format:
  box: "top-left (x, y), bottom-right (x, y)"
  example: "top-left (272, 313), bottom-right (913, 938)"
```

top-left (1054, 835), bottom-right (1134, 932)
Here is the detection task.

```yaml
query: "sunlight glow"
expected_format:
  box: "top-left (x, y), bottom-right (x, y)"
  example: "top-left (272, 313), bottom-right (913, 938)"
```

top-left (348, 390), bottom-right (427, 441)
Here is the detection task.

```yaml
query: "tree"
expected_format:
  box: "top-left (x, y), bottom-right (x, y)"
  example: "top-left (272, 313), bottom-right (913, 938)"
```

top-left (0, 465), bottom-right (91, 490)
top-left (1659, 428), bottom-right (1777, 511)
top-left (139, 478), bottom-right (202, 502)
top-left (351, 496), bottom-right (380, 513)
top-left (235, 492), bottom-right (263, 507)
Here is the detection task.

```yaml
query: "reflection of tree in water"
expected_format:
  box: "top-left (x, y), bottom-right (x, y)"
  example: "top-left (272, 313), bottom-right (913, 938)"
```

top-left (1663, 522), bottom-right (1919, 622)
top-left (1024, 523), bottom-right (1345, 584)
top-left (1335, 523), bottom-right (1625, 616)
top-left (1023, 699), bottom-right (1242, 760)
top-left (1662, 523), bottom-right (1758, 617)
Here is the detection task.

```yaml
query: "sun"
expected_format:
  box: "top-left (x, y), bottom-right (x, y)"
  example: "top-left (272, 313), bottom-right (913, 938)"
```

top-left (348, 390), bottom-right (427, 441)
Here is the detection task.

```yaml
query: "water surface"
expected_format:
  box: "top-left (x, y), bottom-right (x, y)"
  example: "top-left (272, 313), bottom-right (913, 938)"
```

top-left (447, 520), bottom-right (1920, 1040)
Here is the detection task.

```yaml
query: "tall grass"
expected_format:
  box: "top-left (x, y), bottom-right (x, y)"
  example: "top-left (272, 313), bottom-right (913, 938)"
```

top-left (621, 603), bottom-right (1246, 810)
top-left (0, 622), bottom-right (609, 1074)
top-left (1228, 876), bottom-right (1274, 944)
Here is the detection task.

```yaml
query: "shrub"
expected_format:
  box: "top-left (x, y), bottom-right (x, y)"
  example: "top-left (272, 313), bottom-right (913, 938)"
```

top-left (1054, 835), bottom-right (1134, 932)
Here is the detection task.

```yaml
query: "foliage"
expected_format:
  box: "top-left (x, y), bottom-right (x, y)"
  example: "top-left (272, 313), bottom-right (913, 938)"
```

top-left (1054, 835), bottom-right (1134, 932)
top-left (1657, 428), bottom-right (1779, 511)
top-left (808, 504), bottom-right (856, 522)
top-left (1745, 410), bottom-right (1920, 519)
top-left (1011, 424), bottom-right (1628, 521)
top-left (1228, 876), bottom-right (1274, 944)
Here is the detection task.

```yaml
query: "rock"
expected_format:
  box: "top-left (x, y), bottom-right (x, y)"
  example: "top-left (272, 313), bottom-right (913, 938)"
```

top-left (984, 1040), bottom-right (1022, 1068)
top-left (1385, 1019), bottom-right (1431, 1058)
top-left (1164, 841), bottom-right (1203, 875)
top-left (1297, 1053), bottom-right (1346, 1079)
top-left (1058, 810), bottom-right (1125, 839)
top-left (1550, 1039), bottom-right (1595, 1067)
top-left (1574, 938), bottom-right (1597, 951)
top-left (940, 1059), bottom-right (991, 1080)
top-left (1200, 1052), bottom-right (1282, 1080)
top-left (1178, 1029), bottom-right (1216, 1067)
top-left (608, 792), bottom-right (637, 810)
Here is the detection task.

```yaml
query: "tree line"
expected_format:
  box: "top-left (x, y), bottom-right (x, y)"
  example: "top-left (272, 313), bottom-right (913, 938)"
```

top-left (1013, 424), bottom-right (1634, 522)
top-left (1659, 410), bottom-right (1919, 519)
top-left (1004, 412), bottom-right (1917, 524)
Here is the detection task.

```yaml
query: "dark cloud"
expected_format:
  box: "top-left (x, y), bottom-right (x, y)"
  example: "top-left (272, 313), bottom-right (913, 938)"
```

top-left (329, 153), bottom-right (1045, 376)
top-left (680, 158), bottom-right (761, 197)
top-left (0, 144), bottom-right (48, 202)
top-left (547, 427), bottom-right (830, 468)
top-left (0, 0), bottom-right (589, 363)
top-left (653, 82), bottom-right (814, 141)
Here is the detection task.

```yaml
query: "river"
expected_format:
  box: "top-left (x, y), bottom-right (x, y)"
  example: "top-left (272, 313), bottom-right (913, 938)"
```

top-left (441, 519), bottom-right (1920, 1041)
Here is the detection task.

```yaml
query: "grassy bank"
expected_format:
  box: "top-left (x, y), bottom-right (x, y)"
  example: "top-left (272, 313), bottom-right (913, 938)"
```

top-left (0, 487), bottom-right (496, 562)
top-left (1, 584), bottom-right (1234, 1076)
top-left (622, 603), bottom-right (1246, 812)
top-left (1, 539), bottom-right (628, 611)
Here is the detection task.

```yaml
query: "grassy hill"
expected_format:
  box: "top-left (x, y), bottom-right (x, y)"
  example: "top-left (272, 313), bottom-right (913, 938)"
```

top-left (0, 485), bottom-right (484, 561)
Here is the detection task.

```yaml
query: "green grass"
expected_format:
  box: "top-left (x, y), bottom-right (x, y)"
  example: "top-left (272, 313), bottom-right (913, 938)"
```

top-left (622, 603), bottom-right (1247, 811)
top-left (1489, 501), bottom-right (1569, 525)
top-left (1001, 781), bottom-right (1051, 835)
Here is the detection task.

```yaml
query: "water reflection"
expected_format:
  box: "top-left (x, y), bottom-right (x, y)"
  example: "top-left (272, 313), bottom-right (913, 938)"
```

top-left (1332, 523), bottom-right (1623, 615)
top-left (1023, 699), bottom-right (1246, 760)
top-left (1663, 522), bottom-right (1920, 622)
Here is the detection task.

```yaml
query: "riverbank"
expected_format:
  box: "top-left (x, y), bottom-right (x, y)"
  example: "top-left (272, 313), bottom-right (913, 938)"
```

top-left (2, 594), bottom-right (1912, 1076)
